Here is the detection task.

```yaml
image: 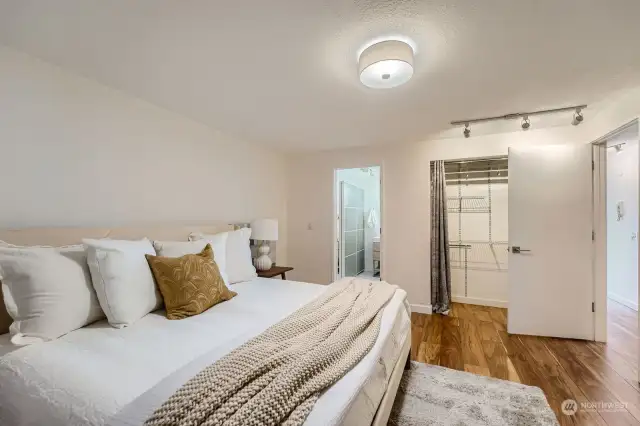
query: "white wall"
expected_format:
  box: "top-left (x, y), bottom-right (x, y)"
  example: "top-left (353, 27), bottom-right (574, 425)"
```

top-left (606, 126), bottom-right (639, 310)
top-left (286, 124), bottom-right (599, 309)
top-left (287, 85), bottom-right (640, 310)
top-left (0, 46), bottom-right (287, 263)
top-left (336, 167), bottom-right (381, 275)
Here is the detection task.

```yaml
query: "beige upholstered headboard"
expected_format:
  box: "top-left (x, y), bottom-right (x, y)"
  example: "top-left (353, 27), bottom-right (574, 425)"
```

top-left (0, 222), bottom-right (236, 335)
top-left (0, 222), bottom-right (235, 246)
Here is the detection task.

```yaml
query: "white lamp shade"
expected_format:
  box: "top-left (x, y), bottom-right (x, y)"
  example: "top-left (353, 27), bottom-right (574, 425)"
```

top-left (250, 219), bottom-right (278, 241)
top-left (358, 40), bottom-right (414, 89)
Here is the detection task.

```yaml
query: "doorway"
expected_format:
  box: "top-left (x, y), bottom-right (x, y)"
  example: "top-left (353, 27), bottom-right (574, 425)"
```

top-left (436, 157), bottom-right (509, 308)
top-left (334, 166), bottom-right (382, 281)
top-left (593, 119), bottom-right (639, 344)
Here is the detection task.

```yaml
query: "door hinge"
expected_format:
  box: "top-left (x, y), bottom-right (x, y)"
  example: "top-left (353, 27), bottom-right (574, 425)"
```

top-left (592, 230), bottom-right (595, 241)
top-left (592, 160), bottom-right (595, 171)
top-left (592, 302), bottom-right (595, 312)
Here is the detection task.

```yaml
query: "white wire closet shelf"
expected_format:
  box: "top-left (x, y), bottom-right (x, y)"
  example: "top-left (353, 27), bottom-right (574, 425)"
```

top-left (449, 241), bottom-right (508, 272)
top-left (447, 196), bottom-right (490, 213)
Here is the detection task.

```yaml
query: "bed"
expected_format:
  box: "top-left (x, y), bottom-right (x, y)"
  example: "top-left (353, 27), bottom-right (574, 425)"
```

top-left (0, 225), bottom-right (411, 426)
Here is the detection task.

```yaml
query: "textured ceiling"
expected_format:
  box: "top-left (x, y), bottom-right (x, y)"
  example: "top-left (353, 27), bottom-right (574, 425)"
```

top-left (0, 0), bottom-right (639, 151)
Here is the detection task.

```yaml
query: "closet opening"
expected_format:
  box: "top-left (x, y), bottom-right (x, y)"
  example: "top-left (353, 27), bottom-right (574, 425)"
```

top-left (333, 166), bottom-right (382, 281)
top-left (433, 156), bottom-right (509, 308)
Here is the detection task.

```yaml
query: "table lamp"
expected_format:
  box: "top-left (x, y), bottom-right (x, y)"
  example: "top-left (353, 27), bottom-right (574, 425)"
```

top-left (250, 219), bottom-right (278, 271)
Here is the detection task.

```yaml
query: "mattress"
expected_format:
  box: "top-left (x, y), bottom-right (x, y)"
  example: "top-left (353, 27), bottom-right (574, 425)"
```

top-left (0, 278), bottom-right (410, 426)
top-left (0, 333), bottom-right (17, 357)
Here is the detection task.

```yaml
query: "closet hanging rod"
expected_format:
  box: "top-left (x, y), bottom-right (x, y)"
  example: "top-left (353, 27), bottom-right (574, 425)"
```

top-left (446, 173), bottom-right (509, 178)
top-left (449, 244), bottom-right (472, 249)
top-left (447, 196), bottom-right (485, 199)
top-left (445, 168), bottom-right (509, 173)
top-left (446, 179), bottom-right (508, 184)
top-left (441, 156), bottom-right (508, 165)
top-left (450, 105), bottom-right (587, 126)
top-left (446, 173), bottom-right (506, 179)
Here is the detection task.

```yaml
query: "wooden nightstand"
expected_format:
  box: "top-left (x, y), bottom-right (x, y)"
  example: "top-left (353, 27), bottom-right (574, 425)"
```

top-left (256, 266), bottom-right (293, 280)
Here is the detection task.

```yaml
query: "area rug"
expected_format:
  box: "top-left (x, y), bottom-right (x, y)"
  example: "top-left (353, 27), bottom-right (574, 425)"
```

top-left (389, 362), bottom-right (558, 426)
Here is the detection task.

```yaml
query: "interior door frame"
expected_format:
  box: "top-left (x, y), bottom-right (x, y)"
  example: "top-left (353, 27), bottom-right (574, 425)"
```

top-left (333, 165), bottom-right (384, 282)
top-left (338, 181), bottom-right (346, 280)
top-left (591, 118), bottom-right (639, 343)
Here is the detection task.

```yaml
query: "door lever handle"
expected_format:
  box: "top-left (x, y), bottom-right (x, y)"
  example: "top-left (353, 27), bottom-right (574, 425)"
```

top-left (511, 246), bottom-right (531, 254)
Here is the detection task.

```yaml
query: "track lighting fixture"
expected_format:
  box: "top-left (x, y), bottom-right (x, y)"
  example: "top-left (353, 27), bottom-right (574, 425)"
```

top-left (463, 123), bottom-right (470, 138)
top-left (606, 143), bottom-right (626, 154)
top-left (572, 108), bottom-right (584, 126)
top-left (451, 104), bottom-right (587, 137)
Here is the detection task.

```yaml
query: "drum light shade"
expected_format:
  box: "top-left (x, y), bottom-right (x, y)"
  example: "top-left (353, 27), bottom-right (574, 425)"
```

top-left (358, 40), bottom-right (414, 89)
top-left (250, 219), bottom-right (278, 241)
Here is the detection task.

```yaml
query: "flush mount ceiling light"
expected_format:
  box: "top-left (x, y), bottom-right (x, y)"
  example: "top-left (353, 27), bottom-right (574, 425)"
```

top-left (358, 40), bottom-right (414, 89)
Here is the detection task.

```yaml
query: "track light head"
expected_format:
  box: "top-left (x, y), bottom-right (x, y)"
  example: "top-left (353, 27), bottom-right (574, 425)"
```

top-left (572, 108), bottom-right (584, 126)
top-left (607, 142), bottom-right (626, 154)
top-left (463, 123), bottom-right (470, 138)
top-left (521, 115), bottom-right (531, 130)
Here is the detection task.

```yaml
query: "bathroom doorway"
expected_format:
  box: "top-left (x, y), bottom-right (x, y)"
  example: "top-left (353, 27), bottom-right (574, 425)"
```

top-left (334, 166), bottom-right (382, 281)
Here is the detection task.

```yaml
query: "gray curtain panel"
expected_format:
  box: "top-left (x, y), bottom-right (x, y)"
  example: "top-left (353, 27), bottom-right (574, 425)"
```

top-left (430, 160), bottom-right (451, 314)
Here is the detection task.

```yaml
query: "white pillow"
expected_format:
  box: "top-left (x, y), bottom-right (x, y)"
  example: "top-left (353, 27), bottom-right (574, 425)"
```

top-left (153, 233), bottom-right (229, 285)
top-left (0, 245), bottom-right (104, 345)
top-left (83, 238), bottom-right (159, 328)
top-left (190, 228), bottom-right (257, 284)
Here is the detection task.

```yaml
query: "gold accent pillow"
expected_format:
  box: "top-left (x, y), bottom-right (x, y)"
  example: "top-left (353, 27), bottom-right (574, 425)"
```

top-left (145, 244), bottom-right (237, 320)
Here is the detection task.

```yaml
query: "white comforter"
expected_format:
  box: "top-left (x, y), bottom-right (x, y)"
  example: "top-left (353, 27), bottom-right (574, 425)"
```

top-left (0, 278), bottom-right (409, 426)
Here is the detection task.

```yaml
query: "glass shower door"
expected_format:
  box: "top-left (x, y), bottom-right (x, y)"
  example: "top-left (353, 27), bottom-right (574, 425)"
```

top-left (340, 181), bottom-right (365, 277)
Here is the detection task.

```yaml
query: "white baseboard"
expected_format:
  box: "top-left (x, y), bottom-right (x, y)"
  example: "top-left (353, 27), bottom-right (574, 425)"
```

top-left (410, 304), bottom-right (432, 314)
top-left (452, 296), bottom-right (508, 309)
top-left (608, 292), bottom-right (638, 311)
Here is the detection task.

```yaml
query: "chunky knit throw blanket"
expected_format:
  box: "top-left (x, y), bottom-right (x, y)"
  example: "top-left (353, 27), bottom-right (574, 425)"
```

top-left (143, 278), bottom-right (396, 426)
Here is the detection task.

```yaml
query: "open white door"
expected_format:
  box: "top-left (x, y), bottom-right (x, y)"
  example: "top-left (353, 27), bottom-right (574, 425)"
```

top-left (508, 144), bottom-right (594, 340)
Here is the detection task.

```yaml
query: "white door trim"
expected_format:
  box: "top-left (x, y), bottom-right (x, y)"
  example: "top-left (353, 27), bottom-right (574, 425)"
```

top-left (592, 142), bottom-right (607, 342)
top-left (333, 168), bottom-right (340, 282)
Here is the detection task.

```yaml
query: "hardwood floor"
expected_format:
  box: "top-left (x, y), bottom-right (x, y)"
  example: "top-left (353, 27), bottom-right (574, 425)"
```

top-left (410, 300), bottom-right (639, 425)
